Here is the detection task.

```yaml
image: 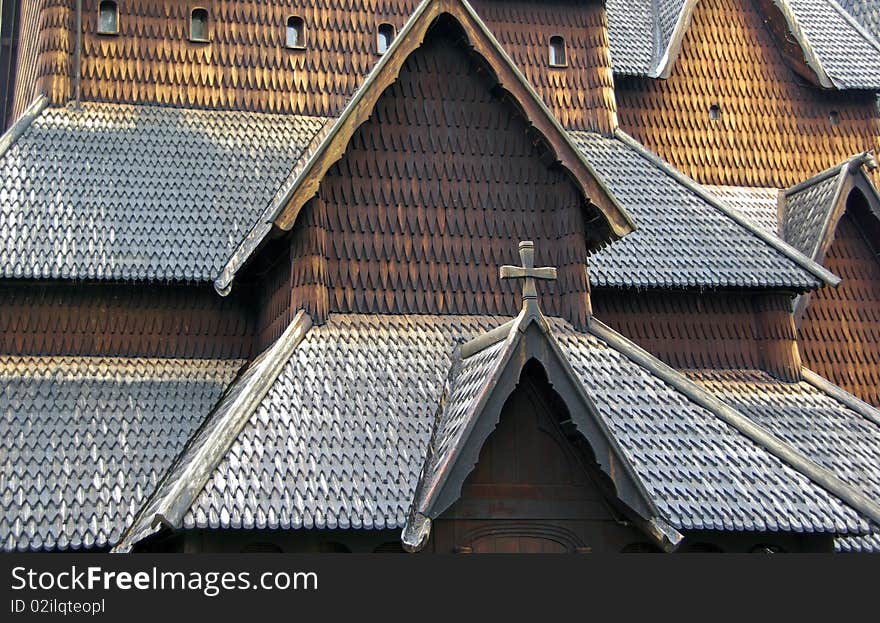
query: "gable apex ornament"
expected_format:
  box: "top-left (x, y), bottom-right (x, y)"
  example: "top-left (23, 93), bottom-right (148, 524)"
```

top-left (500, 241), bottom-right (557, 312)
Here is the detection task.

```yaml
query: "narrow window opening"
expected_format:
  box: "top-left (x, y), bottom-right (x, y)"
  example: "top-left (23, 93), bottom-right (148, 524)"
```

top-left (549, 36), bottom-right (567, 67)
top-left (829, 110), bottom-right (840, 126)
top-left (286, 16), bottom-right (305, 49)
top-left (377, 23), bottom-right (395, 55)
top-left (98, 1), bottom-right (118, 35)
top-left (709, 104), bottom-right (721, 121)
top-left (190, 8), bottom-right (210, 42)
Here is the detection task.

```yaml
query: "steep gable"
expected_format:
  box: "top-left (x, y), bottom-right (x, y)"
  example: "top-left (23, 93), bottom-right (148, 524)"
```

top-left (310, 21), bottom-right (596, 325)
top-left (607, 0), bottom-right (880, 88)
top-left (241, 10), bottom-right (631, 333)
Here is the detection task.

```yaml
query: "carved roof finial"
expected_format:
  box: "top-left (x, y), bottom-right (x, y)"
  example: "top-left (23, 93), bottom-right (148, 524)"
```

top-left (500, 241), bottom-right (557, 312)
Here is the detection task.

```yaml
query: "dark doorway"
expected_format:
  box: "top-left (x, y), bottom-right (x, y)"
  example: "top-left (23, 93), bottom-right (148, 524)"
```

top-left (429, 361), bottom-right (645, 553)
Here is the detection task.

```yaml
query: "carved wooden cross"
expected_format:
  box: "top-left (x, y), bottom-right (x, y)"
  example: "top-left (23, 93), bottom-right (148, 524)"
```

top-left (500, 241), bottom-right (557, 304)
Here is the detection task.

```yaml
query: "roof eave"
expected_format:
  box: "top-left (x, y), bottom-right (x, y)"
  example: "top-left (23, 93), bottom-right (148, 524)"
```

top-left (213, 0), bottom-right (637, 295)
top-left (613, 128), bottom-right (842, 288)
top-left (114, 310), bottom-right (313, 552)
top-left (0, 94), bottom-right (48, 159)
top-left (590, 318), bottom-right (880, 529)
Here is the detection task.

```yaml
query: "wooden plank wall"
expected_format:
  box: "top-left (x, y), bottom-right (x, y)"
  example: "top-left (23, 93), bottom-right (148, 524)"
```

top-left (799, 198), bottom-right (880, 406)
top-left (615, 0), bottom-right (880, 188)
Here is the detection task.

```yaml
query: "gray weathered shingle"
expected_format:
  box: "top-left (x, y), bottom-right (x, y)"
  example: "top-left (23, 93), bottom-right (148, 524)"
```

top-left (422, 339), bottom-right (509, 497)
top-left (703, 185), bottom-right (781, 238)
top-left (689, 368), bottom-right (880, 503)
top-left (702, 167), bottom-right (880, 258)
top-left (781, 169), bottom-right (842, 257)
top-left (656, 0), bottom-right (688, 54)
top-left (605, 0), bottom-right (658, 76)
top-left (604, 0), bottom-right (880, 88)
top-left (555, 320), bottom-right (868, 534)
top-left (787, 0), bottom-right (880, 89)
top-left (166, 314), bottom-right (869, 538)
top-left (184, 315), bottom-right (503, 532)
top-left (1, 102), bottom-right (826, 292)
top-left (0, 356), bottom-right (242, 551)
top-left (573, 132), bottom-right (823, 290)
top-left (837, 0), bottom-right (880, 43)
top-left (688, 368), bottom-right (880, 550)
top-left (0, 103), bottom-right (326, 282)
top-left (836, 533), bottom-right (880, 552)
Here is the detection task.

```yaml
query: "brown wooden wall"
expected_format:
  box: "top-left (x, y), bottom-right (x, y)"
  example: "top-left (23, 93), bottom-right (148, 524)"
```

top-left (9, 0), bottom-right (71, 119)
top-left (279, 19), bottom-right (597, 329)
top-left (470, 0), bottom-right (616, 133)
top-left (799, 199), bottom-right (880, 406)
top-left (12, 0), bottom-right (614, 131)
top-left (0, 282), bottom-right (255, 359)
top-left (615, 0), bottom-right (880, 188)
top-left (76, 0), bottom-right (416, 117)
top-left (428, 365), bottom-right (647, 553)
top-left (593, 290), bottom-right (802, 380)
top-left (1, 0), bottom-right (23, 129)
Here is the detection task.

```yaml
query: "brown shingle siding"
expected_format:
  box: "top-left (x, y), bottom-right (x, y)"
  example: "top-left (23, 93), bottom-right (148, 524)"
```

top-left (799, 211), bottom-right (880, 406)
top-left (615, 0), bottom-right (880, 188)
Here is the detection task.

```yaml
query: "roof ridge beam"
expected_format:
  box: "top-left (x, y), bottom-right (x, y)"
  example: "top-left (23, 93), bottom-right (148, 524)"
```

top-left (613, 128), bottom-right (841, 287)
top-left (589, 318), bottom-right (880, 527)
top-left (0, 94), bottom-right (48, 160)
top-left (114, 310), bottom-right (313, 552)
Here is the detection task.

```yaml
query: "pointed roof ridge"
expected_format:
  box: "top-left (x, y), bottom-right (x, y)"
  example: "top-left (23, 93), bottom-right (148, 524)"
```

top-left (402, 306), bottom-right (673, 552)
top-left (114, 310), bottom-right (313, 552)
top-left (587, 317), bottom-right (880, 529)
top-left (782, 151), bottom-right (875, 197)
top-left (213, 0), bottom-right (635, 296)
top-left (612, 128), bottom-right (841, 287)
top-left (781, 150), bottom-right (880, 262)
top-left (623, 0), bottom-right (880, 88)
